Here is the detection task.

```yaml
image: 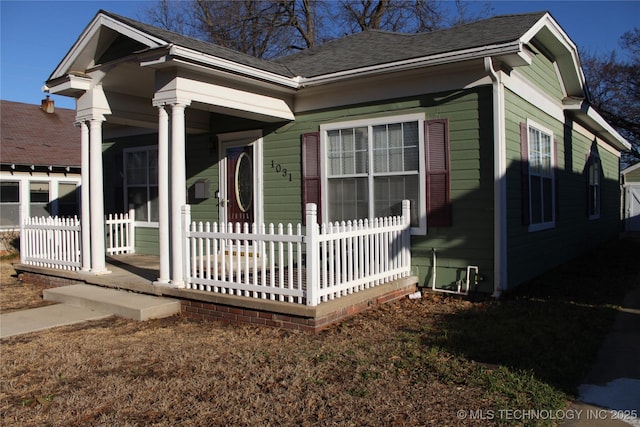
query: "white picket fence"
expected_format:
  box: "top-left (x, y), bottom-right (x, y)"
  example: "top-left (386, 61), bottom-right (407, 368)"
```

top-left (20, 216), bottom-right (82, 270)
top-left (105, 209), bottom-right (135, 255)
top-left (20, 209), bottom-right (135, 271)
top-left (184, 201), bottom-right (411, 306)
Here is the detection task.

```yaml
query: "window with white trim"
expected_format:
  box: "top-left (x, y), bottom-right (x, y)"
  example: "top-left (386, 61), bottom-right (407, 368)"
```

top-left (527, 122), bottom-right (555, 229)
top-left (321, 114), bottom-right (426, 232)
top-left (124, 147), bottom-right (158, 223)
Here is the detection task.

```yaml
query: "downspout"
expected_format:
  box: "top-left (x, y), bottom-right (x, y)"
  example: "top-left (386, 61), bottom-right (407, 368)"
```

top-left (485, 57), bottom-right (507, 298)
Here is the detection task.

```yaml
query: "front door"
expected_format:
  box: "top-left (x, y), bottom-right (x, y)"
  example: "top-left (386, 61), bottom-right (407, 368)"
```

top-left (225, 145), bottom-right (254, 225)
top-left (219, 130), bottom-right (262, 226)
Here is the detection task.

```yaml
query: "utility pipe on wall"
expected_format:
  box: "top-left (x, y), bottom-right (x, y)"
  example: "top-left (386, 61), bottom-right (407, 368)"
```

top-left (485, 56), bottom-right (508, 298)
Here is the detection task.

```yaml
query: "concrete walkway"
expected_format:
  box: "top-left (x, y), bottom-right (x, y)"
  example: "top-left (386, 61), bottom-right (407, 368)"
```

top-left (562, 284), bottom-right (640, 427)
top-left (1, 284), bottom-right (181, 339)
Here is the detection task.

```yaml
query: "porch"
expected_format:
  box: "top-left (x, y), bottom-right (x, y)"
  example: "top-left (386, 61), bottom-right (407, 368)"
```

top-left (15, 253), bottom-right (418, 332)
top-left (16, 201), bottom-right (418, 331)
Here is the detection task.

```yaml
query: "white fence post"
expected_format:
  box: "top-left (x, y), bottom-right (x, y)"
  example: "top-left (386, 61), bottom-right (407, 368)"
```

top-left (181, 204), bottom-right (191, 287)
top-left (305, 203), bottom-right (319, 306)
top-left (19, 205), bottom-right (26, 263)
top-left (402, 199), bottom-right (411, 275)
top-left (128, 208), bottom-right (136, 254)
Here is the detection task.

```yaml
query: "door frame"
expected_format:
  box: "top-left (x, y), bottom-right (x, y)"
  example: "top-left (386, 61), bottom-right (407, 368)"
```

top-left (218, 130), bottom-right (264, 226)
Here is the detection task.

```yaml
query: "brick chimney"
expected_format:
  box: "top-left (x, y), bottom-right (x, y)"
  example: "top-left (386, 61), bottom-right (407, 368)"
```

top-left (41, 95), bottom-right (54, 113)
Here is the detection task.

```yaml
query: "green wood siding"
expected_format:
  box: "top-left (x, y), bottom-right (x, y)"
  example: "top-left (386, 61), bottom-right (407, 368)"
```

top-left (505, 89), bottom-right (620, 288)
top-left (263, 87), bottom-right (496, 292)
top-left (517, 45), bottom-right (565, 100)
top-left (624, 167), bottom-right (640, 182)
top-left (134, 226), bottom-right (159, 256)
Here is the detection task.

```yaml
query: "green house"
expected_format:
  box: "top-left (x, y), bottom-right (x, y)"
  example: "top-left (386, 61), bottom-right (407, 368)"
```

top-left (43, 10), bottom-right (630, 298)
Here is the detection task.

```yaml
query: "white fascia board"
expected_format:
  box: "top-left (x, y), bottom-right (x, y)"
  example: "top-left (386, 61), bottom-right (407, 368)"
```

top-left (50, 13), bottom-right (168, 81)
top-left (153, 77), bottom-right (294, 121)
top-left (43, 74), bottom-right (92, 95)
top-left (563, 100), bottom-right (631, 151)
top-left (300, 41), bottom-right (524, 87)
top-left (622, 162), bottom-right (640, 175)
top-left (141, 45), bottom-right (299, 89)
top-left (520, 13), bottom-right (585, 96)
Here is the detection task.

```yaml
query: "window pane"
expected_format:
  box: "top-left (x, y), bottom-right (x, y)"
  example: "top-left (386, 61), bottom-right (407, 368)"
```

top-left (0, 182), bottom-right (19, 203)
top-left (373, 125), bottom-right (388, 173)
top-left (328, 178), bottom-right (368, 222)
top-left (149, 186), bottom-right (159, 222)
top-left (403, 122), bottom-right (419, 171)
top-left (126, 151), bottom-right (147, 185)
top-left (530, 176), bottom-right (542, 224)
top-left (148, 150), bottom-right (158, 185)
top-left (30, 182), bottom-right (49, 203)
top-left (374, 175), bottom-right (419, 226)
top-left (58, 183), bottom-right (78, 217)
top-left (128, 187), bottom-right (149, 221)
top-left (0, 205), bottom-right (19, 227)
top-left (543, 177), bottom-right (553, 222)
top-left (355, 127), bottom-right (368, 174)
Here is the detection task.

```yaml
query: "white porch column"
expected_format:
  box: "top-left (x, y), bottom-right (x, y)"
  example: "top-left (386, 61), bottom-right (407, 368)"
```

top-left (170, 102), bottom-right (188, 287)
top-left (155, 105), bottom-right (170, 284)
top-left (89, 118), bottom-right (108, 274)
top-left (79, 121), bottom-right (91, 271)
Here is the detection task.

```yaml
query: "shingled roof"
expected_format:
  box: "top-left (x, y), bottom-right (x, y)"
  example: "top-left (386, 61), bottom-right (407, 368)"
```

top-left (0, 100), bottom-right (80, 168)
top-left (274, 12), bottom-right (547, 77)
top-left (98, 10), bottom-right (296, 78)
top-left (97, 10), bottom-right (547, 79)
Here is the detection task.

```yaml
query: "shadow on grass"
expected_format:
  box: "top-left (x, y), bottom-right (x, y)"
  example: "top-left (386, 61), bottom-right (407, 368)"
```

top-left (421, 237), bottom-right (640, 396)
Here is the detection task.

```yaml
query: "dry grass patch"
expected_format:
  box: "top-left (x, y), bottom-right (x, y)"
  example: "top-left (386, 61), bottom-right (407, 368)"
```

top-left (1, 237), bottom-right (638, 426)
top-left (1, 297), bottom-right (497, 426)
top-left (0, 261), bottom-right (54, 313)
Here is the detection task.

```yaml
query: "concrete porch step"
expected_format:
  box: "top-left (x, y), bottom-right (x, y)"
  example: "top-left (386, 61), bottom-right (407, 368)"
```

top-left (43, 284), bottom-right (181, 321)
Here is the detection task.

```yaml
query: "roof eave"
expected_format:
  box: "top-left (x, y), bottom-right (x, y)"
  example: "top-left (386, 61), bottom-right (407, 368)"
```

top-left (299, 41), bottom-right (527, 87)
top-left (43, 74), bottom-right (92, 98)
top-left (563, 98), bottom-right (632, 152)
top-left (140, 45), bottom-right (300, 90)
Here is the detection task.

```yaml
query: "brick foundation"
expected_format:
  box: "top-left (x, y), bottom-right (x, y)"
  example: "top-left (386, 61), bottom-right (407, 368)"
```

top-left (180, 284), bottom-right (415, 333)
top-left (17, 271), bottom-right (78, 288)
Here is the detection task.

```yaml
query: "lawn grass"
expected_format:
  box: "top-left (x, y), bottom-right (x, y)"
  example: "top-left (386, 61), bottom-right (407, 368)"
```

top-left (1, 237), bottom-right (638, 426)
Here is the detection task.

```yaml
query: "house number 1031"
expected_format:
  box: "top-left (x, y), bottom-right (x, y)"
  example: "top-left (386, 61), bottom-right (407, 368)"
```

top-left (271, 160), bottom-right (292, 181)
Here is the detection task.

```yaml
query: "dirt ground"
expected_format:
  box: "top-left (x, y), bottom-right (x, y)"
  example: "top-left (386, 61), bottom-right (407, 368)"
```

top-left (0, 260), bottom-right (54, 313)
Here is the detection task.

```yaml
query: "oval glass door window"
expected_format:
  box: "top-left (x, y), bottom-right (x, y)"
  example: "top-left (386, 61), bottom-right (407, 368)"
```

top-left (235, 152), bottom-right (253, 212)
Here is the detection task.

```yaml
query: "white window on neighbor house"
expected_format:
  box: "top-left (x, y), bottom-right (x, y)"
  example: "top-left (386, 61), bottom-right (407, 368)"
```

top-left (29, 181), bottom-right (50, 218)
top-left (124, 147), bottom-right (158, 224)
top-left (0, 181), bottom-right (20, 228)
top-left (320, 114), bottom-right (426, 233)
top-left (526, 121), bottom-right (556, 231)
top-left (587, 151), bottom-right (601, 220)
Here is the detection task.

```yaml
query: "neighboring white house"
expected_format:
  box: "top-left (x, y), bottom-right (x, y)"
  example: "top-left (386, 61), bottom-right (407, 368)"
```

top-left (0, 98), bottom-right (81, 233)
top-left (622, 161), bottom-right (640, 232)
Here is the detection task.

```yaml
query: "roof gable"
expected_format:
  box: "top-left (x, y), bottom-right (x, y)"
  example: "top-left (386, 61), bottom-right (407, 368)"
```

top-left (0, 100), bottom-right (80, 168)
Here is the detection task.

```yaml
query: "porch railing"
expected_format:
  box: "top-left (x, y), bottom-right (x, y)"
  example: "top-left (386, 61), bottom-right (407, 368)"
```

top-left (184, 201), bottom-right (411, 306)
top-left (20, 215), bottom-right (82, 271)
top-left (105, 209), bottom-right (135, 255)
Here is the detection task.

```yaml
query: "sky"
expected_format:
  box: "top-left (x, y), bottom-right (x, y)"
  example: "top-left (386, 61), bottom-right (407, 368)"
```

top-left (1, 0), bottom-right (639, 111)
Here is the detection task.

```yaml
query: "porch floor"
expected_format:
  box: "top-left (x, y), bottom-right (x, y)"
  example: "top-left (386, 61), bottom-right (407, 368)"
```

top-left (15, 254), bottom-right (418, 332)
